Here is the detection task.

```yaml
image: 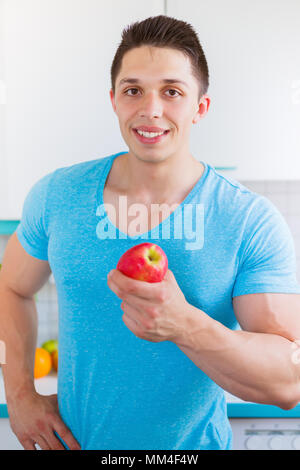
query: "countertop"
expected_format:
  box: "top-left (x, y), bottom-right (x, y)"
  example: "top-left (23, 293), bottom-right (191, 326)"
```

top-left (1, 369), bottom-right (300, 418)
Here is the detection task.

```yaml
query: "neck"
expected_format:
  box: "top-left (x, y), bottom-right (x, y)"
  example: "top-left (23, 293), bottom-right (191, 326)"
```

top-left (118, 151), bottom-right (204, 205)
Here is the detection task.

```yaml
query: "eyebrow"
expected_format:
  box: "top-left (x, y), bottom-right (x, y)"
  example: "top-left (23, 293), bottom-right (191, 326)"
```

top-left (118, 78), bottom-right (189, 88)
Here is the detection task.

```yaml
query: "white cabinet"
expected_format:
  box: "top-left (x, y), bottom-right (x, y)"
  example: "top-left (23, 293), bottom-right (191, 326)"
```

top-left (167, 0), bottom-right (300, 181)
top-left (0, 418), bottom-right (23, 450)
top-left (0, 0), bottom-right (164, 220)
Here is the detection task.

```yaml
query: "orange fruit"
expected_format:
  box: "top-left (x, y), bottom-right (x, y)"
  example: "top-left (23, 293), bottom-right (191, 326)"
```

top-left (34, 347), bottom-right (52, 379)
top-left (51, 349), bottom-right (58, 372)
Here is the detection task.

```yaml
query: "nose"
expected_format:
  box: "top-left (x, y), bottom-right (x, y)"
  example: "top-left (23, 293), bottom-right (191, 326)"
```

top-left (138, 92), bottom-right (163, 119)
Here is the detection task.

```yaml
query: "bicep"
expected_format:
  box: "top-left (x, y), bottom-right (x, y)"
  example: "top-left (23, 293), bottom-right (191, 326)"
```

top-left (233, 293), bottom-right (300, 342)
top-left (0, 232), bottom-right (51, 299)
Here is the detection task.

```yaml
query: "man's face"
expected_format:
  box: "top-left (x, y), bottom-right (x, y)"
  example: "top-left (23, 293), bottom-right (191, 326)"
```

top-left (110, 46), bottom-right (210, 163)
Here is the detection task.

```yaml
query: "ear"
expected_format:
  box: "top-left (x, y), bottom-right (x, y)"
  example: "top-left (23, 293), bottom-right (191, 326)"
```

top-left (192, 94), bottom-right (211, 124)
top-left (110, 89), bottom-right (117, 113)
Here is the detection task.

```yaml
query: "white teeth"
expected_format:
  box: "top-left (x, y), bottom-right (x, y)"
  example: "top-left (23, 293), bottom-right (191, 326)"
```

top-left (136, 129), bottom-right (165, 138)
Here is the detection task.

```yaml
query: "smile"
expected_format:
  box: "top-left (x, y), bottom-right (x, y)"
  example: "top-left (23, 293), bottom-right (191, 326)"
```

top-left (132, 128), bottom-right (170, 144)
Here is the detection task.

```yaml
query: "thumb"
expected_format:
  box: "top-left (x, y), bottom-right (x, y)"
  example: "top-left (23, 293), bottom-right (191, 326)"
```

top-left (163, 269), bottom-right (176, 283)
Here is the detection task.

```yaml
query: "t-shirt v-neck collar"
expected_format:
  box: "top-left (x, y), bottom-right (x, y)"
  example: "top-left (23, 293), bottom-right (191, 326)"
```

top-left (97, 152), bottom-right (209, 239)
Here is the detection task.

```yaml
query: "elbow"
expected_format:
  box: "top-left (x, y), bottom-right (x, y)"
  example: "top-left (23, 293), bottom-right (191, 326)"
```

top-left (277, 400), bottom-right (299, 411)
top-left (275, 387), bottom-right (300, 410)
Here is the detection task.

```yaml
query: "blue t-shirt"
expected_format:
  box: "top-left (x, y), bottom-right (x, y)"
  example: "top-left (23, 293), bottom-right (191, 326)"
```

top-left (16, 151), bottom-right (300, 450)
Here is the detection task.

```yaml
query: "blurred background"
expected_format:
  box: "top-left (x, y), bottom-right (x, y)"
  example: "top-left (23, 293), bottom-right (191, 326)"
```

top-left (1, 0), bottom-right (300, 450)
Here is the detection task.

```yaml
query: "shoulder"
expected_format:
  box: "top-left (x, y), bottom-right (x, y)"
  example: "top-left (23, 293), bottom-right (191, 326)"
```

top-left (51, 154), bottom-right (116, 184)
top-left (25, 153), bottom-right (126, 211)
top-left (204, 163), bottom-right (266, 215)
top-left (205, 164), bottom-right (254, 196)
top-left (202, 164), bottom-right (288, 245)
top-left (44, 152), bottom-right (127, 195)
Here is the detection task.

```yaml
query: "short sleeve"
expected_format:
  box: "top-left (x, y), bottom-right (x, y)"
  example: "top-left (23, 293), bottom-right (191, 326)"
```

top-left (232, 195), bottom-right (300, 297)
top-left (16, 172), bottom-right (54, 261)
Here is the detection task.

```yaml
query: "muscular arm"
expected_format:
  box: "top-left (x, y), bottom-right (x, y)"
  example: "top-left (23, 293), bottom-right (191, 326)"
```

top-left (0, 232), bottom-right (51, 400)
top-left (0, 232), bottom-right (81, 450)
top-left (175, 293), bottom-right (300, 410)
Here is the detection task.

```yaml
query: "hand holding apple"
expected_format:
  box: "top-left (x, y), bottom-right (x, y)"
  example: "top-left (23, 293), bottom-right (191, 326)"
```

top-left (108, 244), bottom-right (191, 344)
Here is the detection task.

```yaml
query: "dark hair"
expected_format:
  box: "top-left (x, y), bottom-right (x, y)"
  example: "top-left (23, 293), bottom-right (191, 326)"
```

top-left (111, 15), bottom-right (209, 102)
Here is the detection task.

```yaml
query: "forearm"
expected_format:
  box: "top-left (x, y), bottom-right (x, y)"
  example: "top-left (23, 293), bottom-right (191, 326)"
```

top-left (175, 304), bottom-right (300, 409)
top-left (0, 286), bottom-right (37, 406)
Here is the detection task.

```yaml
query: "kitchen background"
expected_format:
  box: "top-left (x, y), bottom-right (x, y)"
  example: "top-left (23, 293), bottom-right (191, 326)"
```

top-left (1, 0), bottom-right (300, 451)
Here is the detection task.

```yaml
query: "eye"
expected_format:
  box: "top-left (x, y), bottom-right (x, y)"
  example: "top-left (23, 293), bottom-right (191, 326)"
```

top-left (124, 88), bottom-right (139, 96)
top-left (165, 89), bottom-right (180, 97)
top-left (124, 88), bottom-right (181, 97)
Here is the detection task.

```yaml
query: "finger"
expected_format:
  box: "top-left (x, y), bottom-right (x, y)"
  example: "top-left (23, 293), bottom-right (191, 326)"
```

top-left (121, 300), bottom-right (155, 330)
top-left (122, 312), bottom-right (144, 338)
top-left (53, 421), bottom-right (81, 450)
top-left (21, 439), bottom-right (37, 450)
top-left (121, 293), bottom-right (157, 316)
top-left (164, 269), bottom-right (174, 280)
top-left (35, 435), bottom-right (51, 450)
top-left (47, 429), bottom-right (67, 450)
top-left (108, 269), bottom-right (163, 300)
top-left (121, 301), bottom-right (143, 327)
top-left (108, 279), bottom-right (123, 299)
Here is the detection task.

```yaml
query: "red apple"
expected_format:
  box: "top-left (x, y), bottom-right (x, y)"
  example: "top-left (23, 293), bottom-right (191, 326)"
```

top-left (116, 243), bottom-right (168, 283)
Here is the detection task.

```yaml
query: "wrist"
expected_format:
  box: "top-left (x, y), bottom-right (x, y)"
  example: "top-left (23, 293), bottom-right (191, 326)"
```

top-left (174, 303), bottom-right (231, 352)
top-left (4, 372), bottom-right (36, 408)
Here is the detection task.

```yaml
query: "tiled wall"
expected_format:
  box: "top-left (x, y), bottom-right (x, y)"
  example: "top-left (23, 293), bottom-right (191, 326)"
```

top-left (0, 180), bottom-right (300, 346)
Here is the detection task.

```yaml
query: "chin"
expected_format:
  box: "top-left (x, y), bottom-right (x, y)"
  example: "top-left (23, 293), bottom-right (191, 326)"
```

top-left (140, 156), bottom-right (168, 165)
top-left (130, 150), bottom-right (170, 164)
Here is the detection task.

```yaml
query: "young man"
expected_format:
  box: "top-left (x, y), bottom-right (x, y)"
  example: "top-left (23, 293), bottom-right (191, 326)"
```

top-left (1, 15), bottom-right (300, 451)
